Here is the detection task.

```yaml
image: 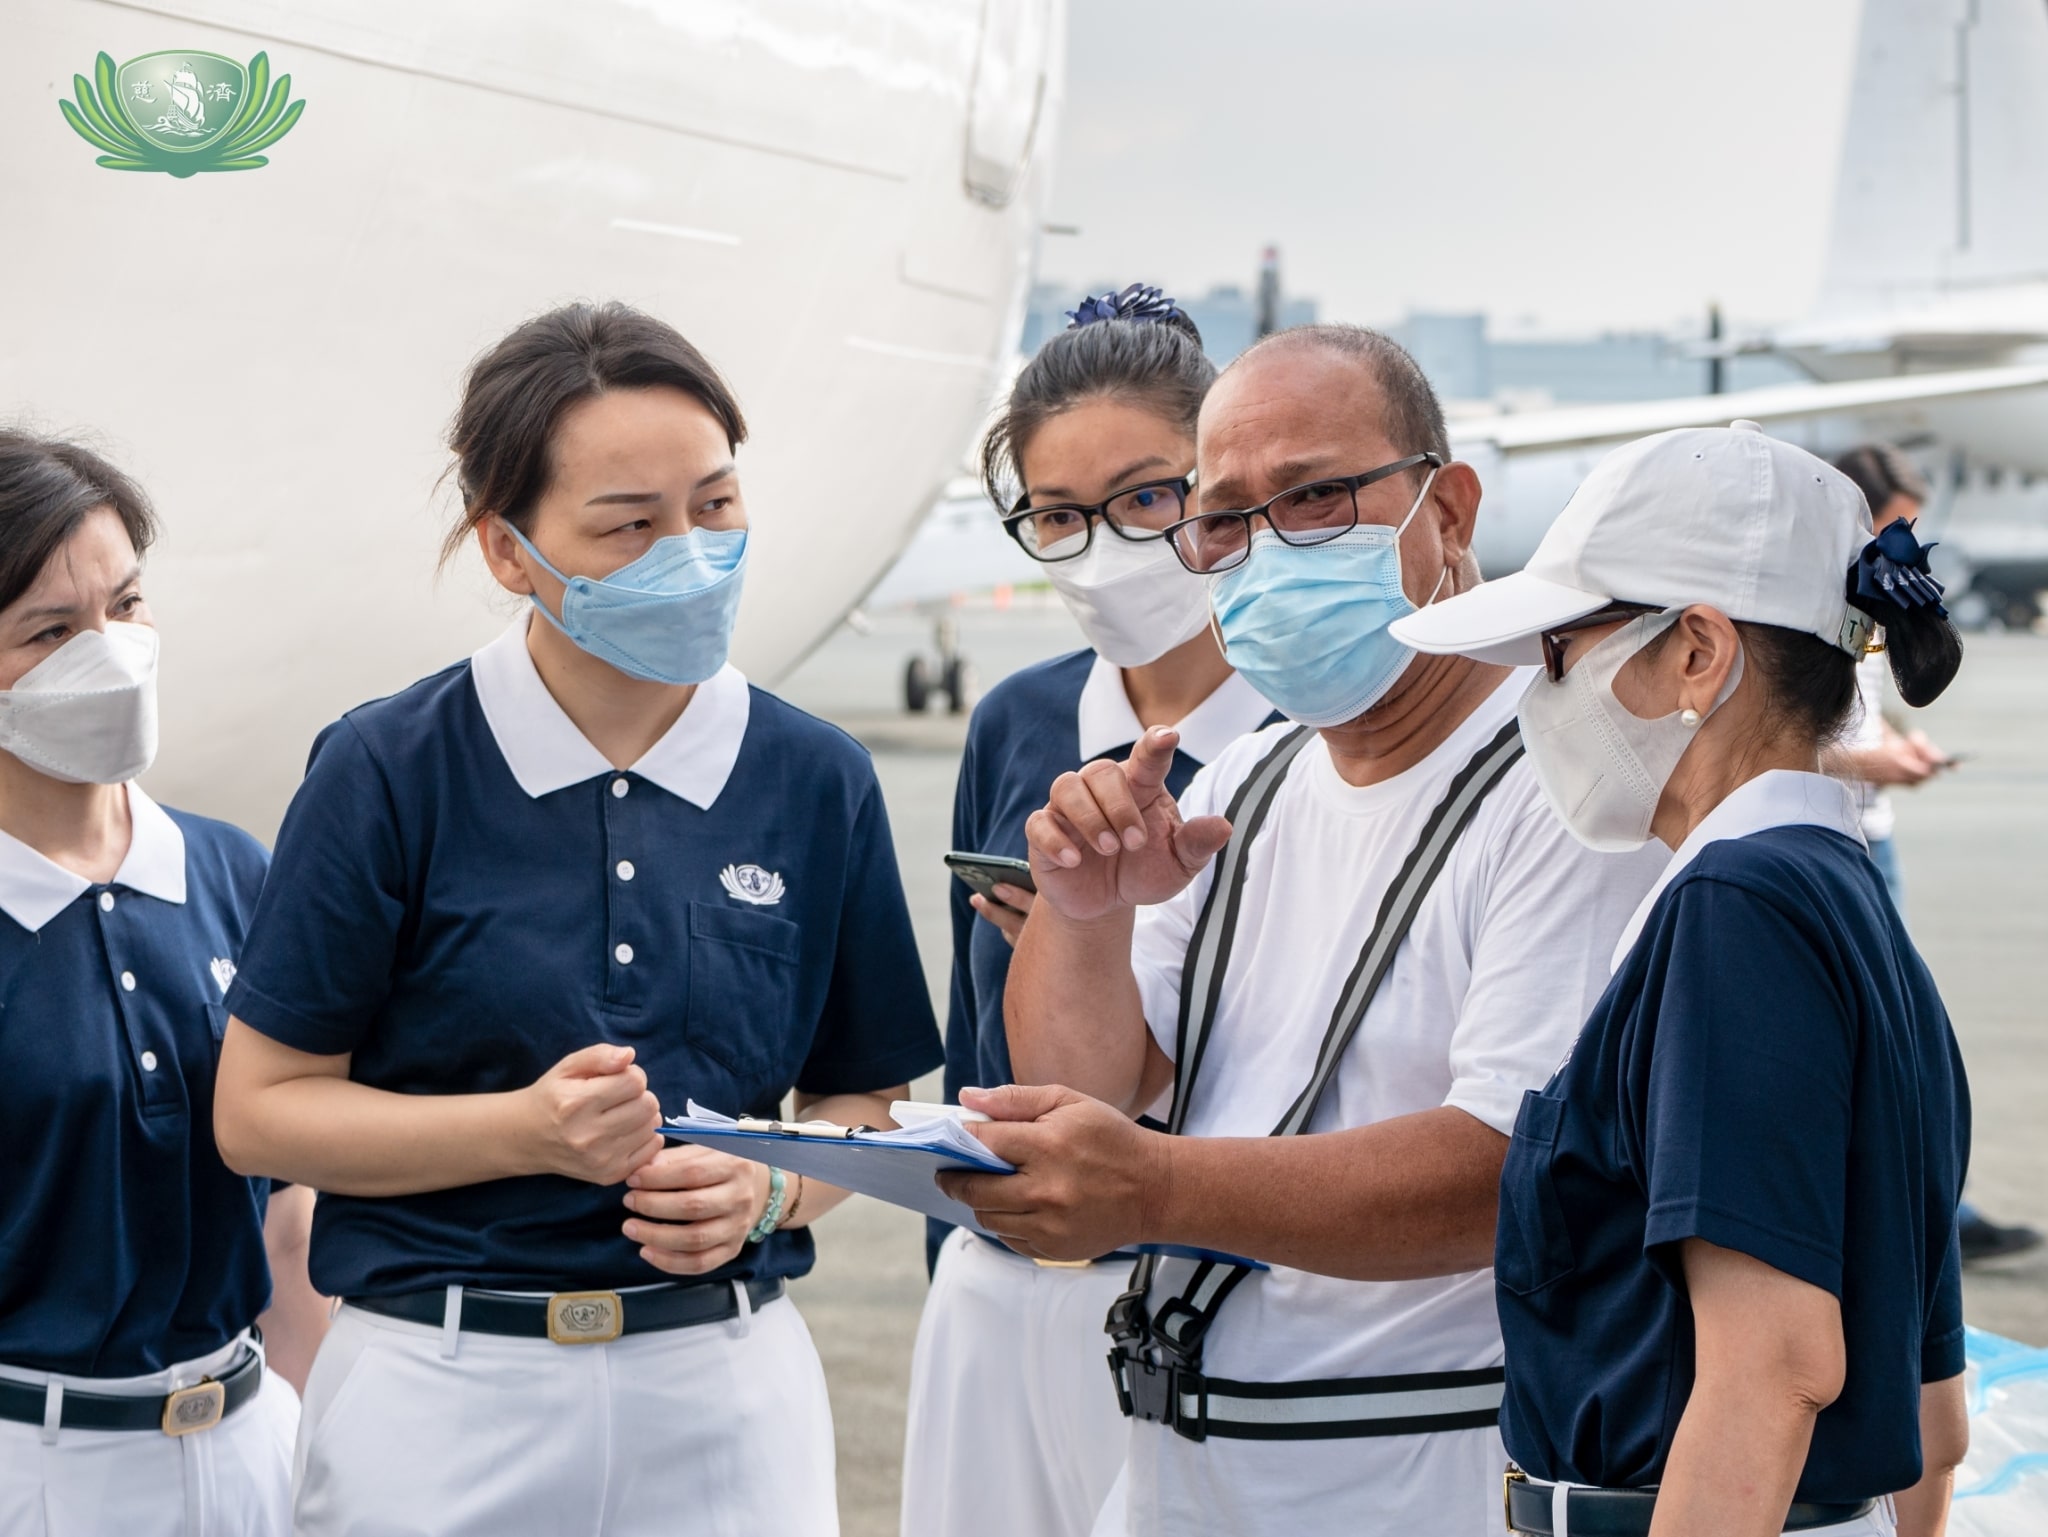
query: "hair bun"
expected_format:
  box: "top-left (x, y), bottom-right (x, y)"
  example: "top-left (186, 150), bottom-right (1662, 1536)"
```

top-left (1065, 283), bottom-right (1186, 330)
top-left (1845, 518), bottom-right (1962, 707)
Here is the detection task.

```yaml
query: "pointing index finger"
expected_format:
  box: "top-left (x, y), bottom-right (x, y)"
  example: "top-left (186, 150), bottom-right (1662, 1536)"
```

top-left (1125, 726), bottom-right (1181, 793)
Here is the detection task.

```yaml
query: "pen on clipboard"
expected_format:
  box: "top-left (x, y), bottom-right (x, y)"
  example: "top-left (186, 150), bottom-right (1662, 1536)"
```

top-left (733, 1117), bottom-right (875, 1139)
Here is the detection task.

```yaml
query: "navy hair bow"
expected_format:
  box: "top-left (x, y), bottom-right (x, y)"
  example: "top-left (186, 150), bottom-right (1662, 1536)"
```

top-left (1065, 283), bottom-right (1184, 329)
top-left (1852, 518), bottom-right (1947, 617)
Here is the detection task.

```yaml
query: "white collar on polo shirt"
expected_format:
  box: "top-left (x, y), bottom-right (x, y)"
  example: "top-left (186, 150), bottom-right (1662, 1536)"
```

top-left (1076, 653), bottom-right (1275, 765)
top-left (1610, 768), bottom-right (1865, 972)
top-left (0, 782), bottom-right (187, 934)
top-left (469, 619), bottom-right (751, 810)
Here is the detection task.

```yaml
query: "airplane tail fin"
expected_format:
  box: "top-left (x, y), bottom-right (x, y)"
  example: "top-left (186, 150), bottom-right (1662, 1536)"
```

top-left (1816, 0), bottom-right (2048, 316)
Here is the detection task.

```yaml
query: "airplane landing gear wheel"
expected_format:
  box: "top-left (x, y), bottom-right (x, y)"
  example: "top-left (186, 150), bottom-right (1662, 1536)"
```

top-left (942, 656), bottom-right (975, 715)
top-left (903, 655), bottom-right (932, 713)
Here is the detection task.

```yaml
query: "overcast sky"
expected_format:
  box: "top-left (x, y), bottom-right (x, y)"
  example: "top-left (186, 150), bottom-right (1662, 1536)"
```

top-left (1038, 0), bottom-right (1863, 335)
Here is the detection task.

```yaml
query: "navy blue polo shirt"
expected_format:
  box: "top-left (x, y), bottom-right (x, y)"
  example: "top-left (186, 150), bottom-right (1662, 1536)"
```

top-left (227, 623), bottom-right (942, 1299)
top-left (933, 649), bottom-right (1276, 1263)
top-left (0, 788), bottom-right (272, 1376)
top-left (1496, 772), bottom-right (1969, 1504)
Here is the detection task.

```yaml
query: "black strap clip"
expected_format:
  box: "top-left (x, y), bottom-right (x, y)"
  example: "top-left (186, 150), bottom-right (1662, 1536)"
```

top-left (1107, 1346), bottom-right (1210, 1442)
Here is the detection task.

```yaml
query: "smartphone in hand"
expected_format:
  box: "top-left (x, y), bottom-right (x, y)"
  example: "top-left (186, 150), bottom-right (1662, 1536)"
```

top-left (944, 851), bottom-right (1036, 914)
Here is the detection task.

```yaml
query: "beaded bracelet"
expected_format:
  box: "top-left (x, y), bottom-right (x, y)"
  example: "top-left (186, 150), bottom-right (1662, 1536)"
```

top-left (745, 1166), bottom-right (788, 1245)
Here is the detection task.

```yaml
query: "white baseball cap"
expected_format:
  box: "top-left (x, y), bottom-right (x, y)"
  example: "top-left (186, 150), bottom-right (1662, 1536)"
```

top-left (1392, 420), bottom-right (1876, 663)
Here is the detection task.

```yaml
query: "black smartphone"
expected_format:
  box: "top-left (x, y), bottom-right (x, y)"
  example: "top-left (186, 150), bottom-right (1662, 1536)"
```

top-left (944, 851), bottom-right (1037, 913)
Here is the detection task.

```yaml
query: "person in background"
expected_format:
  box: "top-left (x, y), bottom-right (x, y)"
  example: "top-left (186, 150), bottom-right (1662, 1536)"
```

top-left (1828, 443), bottom-right (2040, 1267)
top-left (0, 430), bottom-right (315, 1536)
top-left (1396, 420), bottom-right (1970, 1537)
top-left (212, 302), bottom-right (942, 1535)
top-left (943, 325), bottom-right (1667, 1537)
top-left (900, 284), bottom-right (1277, 1537)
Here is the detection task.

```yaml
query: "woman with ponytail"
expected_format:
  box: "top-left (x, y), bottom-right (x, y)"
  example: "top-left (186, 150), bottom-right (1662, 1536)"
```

top-left (900, 287), bottom-right (1276, 1537)
top-left (1394, 421), bottom-right (1970, 1536)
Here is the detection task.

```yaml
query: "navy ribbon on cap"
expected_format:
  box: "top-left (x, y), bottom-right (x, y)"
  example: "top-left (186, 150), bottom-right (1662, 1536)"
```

top-left (1065, 283), bottom-right (1184, 329)
top-left (1851, 518), bottom-right (1947, 618)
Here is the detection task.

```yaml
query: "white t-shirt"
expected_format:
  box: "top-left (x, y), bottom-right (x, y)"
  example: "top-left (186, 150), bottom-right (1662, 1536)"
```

top-left (1844, 653), bottom-right (1895, 842)
top-left (1118, 669), bottom-right (1665, 1537)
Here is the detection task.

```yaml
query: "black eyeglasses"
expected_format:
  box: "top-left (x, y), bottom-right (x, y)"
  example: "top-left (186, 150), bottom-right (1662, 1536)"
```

top-left (1000, 477), bottom-right (1192, 562)
top-left (1538, 602), bottom-right (1662, 682)
top-left (1161, 453), bottom-right (1445, 574)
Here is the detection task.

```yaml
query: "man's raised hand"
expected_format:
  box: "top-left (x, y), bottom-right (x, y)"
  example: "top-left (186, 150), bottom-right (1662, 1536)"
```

top-left (1024, 726), bottom-right (1231, 921)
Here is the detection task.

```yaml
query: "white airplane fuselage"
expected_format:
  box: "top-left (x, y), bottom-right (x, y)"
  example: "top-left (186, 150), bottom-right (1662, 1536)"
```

top-left (4, 0), bottom-right (1061, 835)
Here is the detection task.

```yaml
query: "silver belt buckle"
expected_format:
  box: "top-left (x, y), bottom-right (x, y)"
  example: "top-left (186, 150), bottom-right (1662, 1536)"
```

top-left (546, 1290), bottom-right (623, 1345)
top-left (161, 1378), bottom-right (226, 1436)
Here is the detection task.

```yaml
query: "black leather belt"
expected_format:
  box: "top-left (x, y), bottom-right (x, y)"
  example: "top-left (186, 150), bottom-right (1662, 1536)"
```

top-left (351, 1276), bottom-right (784, 1343)
top-left (1504, 1469), bottom-right (1876, 1534)
top-left (0, 1342), bottom-right (263, 1436)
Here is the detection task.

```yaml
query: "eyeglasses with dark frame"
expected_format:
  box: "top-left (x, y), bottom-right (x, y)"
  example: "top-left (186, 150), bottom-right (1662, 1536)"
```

top-left (1538, 602), bottom-right (1663, 682)
top-left (1160, 452), bottom-right (1446, 574)
top-left (1000, 477), bottom-right (1193, 563)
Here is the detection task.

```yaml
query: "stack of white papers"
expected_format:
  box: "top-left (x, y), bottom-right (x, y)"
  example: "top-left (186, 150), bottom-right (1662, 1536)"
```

top-left (662, 1101), bottom-right (1010, 1232)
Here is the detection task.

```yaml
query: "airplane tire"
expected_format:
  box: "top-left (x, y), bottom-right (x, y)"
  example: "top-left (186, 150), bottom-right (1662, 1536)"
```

top-left (904, 655), bottom-right (932, 714)
top-left (943, 656), bottom-right (974, 715)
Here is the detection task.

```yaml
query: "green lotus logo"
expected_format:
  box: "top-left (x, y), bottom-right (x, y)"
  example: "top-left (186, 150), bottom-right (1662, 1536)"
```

top-left (60, 51), bottom-right (305, 176)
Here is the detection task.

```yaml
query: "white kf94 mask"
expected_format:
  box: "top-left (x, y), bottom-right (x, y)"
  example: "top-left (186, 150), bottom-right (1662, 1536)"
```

top-left (0, 622), bottom-right (161, 784)
top-left (1043, 532), bottom-right (1211, 668)
top-left (1516, 612), bottom-right (1741, 852)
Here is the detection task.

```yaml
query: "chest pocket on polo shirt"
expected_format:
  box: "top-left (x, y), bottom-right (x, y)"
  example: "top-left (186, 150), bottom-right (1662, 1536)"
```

top-left (685, 902), bottom-right (802, 1082)
top-left (1496, 1090), bottom-right (1577, 1296)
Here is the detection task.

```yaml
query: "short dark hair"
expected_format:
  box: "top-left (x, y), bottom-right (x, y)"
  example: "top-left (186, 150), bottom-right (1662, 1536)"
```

top-left (979, 307), bottom-right (1215, 508)
top-left (0, 430), bottom-right (156, 616)
top-left (1833, 443), bottom-right (1930, 516)
top-left (443, 302), bottom-right (747, 565)
top-left (1231, 323), bottom-right (1452, 466)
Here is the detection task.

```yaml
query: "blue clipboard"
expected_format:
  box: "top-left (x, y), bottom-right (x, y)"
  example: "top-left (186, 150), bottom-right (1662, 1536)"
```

top-left (661, 1110), bottom-right (1266, 1269)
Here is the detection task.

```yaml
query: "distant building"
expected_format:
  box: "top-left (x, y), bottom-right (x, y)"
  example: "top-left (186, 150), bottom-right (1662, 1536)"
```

top-left (1391, 311), bottom-right (1804, 405)
top-left (1019, 280), bottom-right (1317, 364)
top-left (1389, 313), bottom-right (1491, 402)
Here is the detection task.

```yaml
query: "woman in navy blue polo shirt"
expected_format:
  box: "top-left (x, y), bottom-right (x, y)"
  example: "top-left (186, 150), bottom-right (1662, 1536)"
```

top-left (1394, 421), bottom-right (1971, 1537)
top-left (0, 431), bottom-right (311, 1535)
top-left (212, 302), bottom-right (942, 1534)
top-left (899, 287), bottom-right (1275, 1537)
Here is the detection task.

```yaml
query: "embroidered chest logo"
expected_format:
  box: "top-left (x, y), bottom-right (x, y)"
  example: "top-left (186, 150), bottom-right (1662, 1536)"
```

top-left (208, 957), bottom-right (236, 995)
top-left (718, 864), bottom-right (785, 906)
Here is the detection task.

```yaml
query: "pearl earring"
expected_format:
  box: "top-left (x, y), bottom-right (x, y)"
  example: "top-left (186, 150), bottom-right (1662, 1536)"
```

top-left (1680, 708), bottom-right (1702, 727)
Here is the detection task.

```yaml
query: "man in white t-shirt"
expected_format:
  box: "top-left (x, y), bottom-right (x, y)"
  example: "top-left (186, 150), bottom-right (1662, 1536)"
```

top-left (938, 326), bottom-right (1665, 1537)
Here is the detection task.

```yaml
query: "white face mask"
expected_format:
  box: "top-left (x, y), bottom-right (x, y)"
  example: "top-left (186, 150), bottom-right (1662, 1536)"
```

top-left (0, 623), bottom-right (161, 785)
top-left (1516, 612), bottom-right (1741, 852)
top-left (1042, 531), bottom-right (1211, 668)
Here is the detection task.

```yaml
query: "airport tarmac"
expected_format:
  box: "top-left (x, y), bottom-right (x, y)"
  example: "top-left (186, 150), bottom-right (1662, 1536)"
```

top-left (774, 606), bottom-right (2048, 1537)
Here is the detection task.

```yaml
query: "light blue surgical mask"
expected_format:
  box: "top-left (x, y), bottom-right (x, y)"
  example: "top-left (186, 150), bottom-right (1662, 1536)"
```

top-left (505, 521), bottom-right (748, 685)
top-left (1205, 469), bottom-right (1444, 728)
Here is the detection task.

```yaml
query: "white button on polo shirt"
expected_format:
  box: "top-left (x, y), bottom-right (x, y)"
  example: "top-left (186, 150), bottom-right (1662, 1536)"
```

top-left (120, 971), bottom-right (136, 992)
top-left (139, 1051), bottom-right (157, 1072)
top-left (614, 943), bottom-right (634, 965)
top-left (617, 861), bottom-right (635, 881)
top-left (612, 779), bottom-right (629, 799)
top-left (99, 892), bottom-right (115, 912)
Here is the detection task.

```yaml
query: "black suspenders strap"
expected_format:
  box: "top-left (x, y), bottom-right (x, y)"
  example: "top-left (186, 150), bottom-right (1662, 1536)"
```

top-left (1109, 719), bottom-right (1527, 1442)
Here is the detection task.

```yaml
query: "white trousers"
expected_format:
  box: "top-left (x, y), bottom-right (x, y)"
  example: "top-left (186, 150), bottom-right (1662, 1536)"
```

top-left (0, 1334), bottom-right (298, 1537)
top-left (293, 1292), bottom-right (836, 1537)
top-left (901, 1228), bottom-right (1131, 1537)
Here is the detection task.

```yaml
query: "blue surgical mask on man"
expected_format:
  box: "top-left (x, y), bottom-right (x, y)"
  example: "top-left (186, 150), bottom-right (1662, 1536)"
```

top-left (504, 520), bottom-right (748, 685)
top-left (1206, 467), bottom-right (1444, 728)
